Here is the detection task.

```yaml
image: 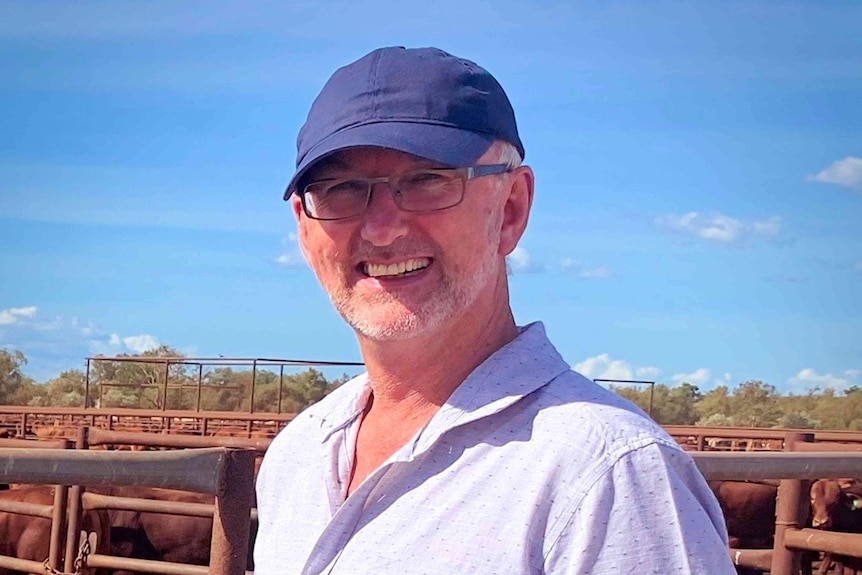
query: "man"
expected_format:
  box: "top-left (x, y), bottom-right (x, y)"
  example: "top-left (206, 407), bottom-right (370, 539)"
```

top-left (255, 46), bottom-right (735, 574)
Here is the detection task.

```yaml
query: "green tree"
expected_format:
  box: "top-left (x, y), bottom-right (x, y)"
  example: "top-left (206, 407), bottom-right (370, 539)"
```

top-left (200, 367), bottom-right (247, 411)
top-left (809, 387), bottom-right (862, 430)
top-left (610, 385), bottom-right (649, 413)
top-left (30, 369), bottom-right (90, 407)
top-left (653, 383), bottom-right (701, 425)
top-left (695, 386), bottom-right (733, 425)
top-left (284, 369), bottom-right (330, 408)
top-left (90, 345), bottom-right (191, 409)
top-left (729, 380), bottom-right (782, 427)
top-left (776, 390), bottom-right (821, 429)
top-left (0, 349), bottom-right (35, 405)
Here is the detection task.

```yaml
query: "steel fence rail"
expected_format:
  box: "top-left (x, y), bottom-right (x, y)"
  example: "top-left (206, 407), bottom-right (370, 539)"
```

top-left (691, 451), bottom-right (862, 480)
top-left (0, 446), bottom-right (255, 575)
top-left (0, 447), bottom-right (225, 492)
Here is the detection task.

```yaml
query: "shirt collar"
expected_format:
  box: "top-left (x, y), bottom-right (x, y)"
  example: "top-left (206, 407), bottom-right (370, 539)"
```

top-left (314, 321), bottom-right (571, 445)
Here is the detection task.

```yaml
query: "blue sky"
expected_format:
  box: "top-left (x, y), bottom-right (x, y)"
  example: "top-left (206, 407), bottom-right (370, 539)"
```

top-left (2, 1), bottom-right (860, 395)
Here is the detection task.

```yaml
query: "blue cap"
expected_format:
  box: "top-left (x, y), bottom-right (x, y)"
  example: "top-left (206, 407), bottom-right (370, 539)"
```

top-left (284, 46), bottom-right (524, 199)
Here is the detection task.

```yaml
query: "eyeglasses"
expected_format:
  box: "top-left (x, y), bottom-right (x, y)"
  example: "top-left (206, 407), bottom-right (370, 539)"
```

top-left (298, 164), bottom-right (511, 221)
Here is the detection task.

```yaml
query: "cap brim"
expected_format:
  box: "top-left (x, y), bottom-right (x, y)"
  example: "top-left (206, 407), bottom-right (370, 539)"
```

top-left (283, 122), bottom-right (496, 199)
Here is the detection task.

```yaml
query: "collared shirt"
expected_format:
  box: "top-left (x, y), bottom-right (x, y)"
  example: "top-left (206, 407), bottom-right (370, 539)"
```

top-left (254, 322), bottom-right (735, 575)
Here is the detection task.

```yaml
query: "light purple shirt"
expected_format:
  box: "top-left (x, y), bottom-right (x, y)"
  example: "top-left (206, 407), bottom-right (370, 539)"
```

top-left (255, 322), bottom-right (735, 574)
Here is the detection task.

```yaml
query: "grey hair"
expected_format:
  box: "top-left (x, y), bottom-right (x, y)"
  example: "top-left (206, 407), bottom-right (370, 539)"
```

top-left (494, 140), bottom-right (523, 170)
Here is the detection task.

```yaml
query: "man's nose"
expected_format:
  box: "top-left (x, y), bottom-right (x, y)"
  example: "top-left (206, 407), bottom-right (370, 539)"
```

top-left (359, 182), bottom-right (409, 246)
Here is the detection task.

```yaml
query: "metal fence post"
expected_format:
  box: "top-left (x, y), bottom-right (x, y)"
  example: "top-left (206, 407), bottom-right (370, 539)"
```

top-left (63, 427), bottom-right (91, 572)
top-left (48, 438), bottom-right (73, 571)
top-left (770, 431), bottom-right (814, 575)
top-left (209, 448), bottom-right (256, 575)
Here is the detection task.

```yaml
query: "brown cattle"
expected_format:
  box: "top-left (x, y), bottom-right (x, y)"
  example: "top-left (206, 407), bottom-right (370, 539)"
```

top-left (91, 486), bottom-right (256, 571)
top-left (709, 480), bottom-right (778, 549)
top-left (90, 486), bottom-right (213, 567)
top-left (809, 479), bottom-right (862, 575)
top-left (0, 485), bottom-right (110, 575)
top-left (810, 479), bottom-right (862, 532)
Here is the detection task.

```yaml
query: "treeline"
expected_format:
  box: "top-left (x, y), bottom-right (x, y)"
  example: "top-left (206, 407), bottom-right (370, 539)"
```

top-left (0, 347), bottom-right (352, 414)
top-left (3, 348), bottom-right (861, 428)
top-left (613, 380), bottom-right (862, 430)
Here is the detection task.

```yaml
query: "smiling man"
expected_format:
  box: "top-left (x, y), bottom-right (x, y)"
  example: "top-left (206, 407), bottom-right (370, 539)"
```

top-left (254, 46), bottom-right (735, 575)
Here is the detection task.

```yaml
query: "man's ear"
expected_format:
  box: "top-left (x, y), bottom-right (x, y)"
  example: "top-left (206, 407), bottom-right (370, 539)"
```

top-left (289, 194), bottom-right (312, 263)
top-left (498, 165), bottom-right (535, 256)
top-left (290, 194), bottom-right (303, 223)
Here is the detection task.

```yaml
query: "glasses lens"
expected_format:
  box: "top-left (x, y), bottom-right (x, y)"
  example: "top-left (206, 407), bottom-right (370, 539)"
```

top-left (394, 170), bottom-right (463, 212)
top-left (304, 180), bottom-right (369, 220)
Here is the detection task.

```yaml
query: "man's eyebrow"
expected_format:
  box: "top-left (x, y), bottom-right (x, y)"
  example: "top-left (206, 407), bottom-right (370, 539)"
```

top-left (304, 158), bottom-right (353, 181)
top-left (319, 157), bottom-right (352, 171)
top-left (306, 156), bottom-right (446, 183)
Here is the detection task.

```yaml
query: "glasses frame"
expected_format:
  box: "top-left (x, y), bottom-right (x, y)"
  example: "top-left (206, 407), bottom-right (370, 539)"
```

top-left (298, 163), bottom-right (512, 221)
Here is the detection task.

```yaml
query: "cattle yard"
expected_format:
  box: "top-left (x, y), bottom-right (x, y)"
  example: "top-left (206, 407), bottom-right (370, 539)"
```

top-left (2, 408), bottom-right (862, 575)
top-left (0, 405), bottom-right (294, 442)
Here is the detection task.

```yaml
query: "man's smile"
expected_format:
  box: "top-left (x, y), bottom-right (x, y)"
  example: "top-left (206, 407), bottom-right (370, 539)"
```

top-left (362, 257), bottom-right (432, 278)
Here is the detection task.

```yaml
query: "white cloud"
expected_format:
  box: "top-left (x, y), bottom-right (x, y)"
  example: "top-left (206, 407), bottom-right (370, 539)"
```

top-left (276, 253), bottom-right (305, 266)
top-left (671, 368), bottom-right (712, 386)
top-left (276, 232), bottom-right (306, 267)
top-left (507, 246), bottom-right (544, 274)
top-left (559, 259), bottom-right (613, 279)
top-left (579, 266), bottom-right (613, 279)
top-left (0, 306), bottom-right (38, 326)
top-left (806, 157), bottom-right (862, 192)
top-left (573, 353), bottom-right (660, 382)
top-left (101, 333), bottom-right (160, 355)
top-left (752, 216), bottom-right (781, 237)
top-left (122, 335), bottom-right (160, 354)
top-left (0, 312), bottom-right (172, 381)
top-left (635, 366), bottom-right (661, 380)
top-left (787, 368), bottom-right (860, 393)
top-left (656, 212), bottom-right (781, 246)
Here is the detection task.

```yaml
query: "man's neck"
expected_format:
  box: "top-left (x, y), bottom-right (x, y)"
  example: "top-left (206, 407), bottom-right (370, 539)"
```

top-left (356, 304), bottom-right (519, 414)
top-left (345, 297), bottom-right (518, 496)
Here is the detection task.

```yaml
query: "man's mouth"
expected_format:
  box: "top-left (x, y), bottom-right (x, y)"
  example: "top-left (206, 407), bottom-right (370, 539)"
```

top-left (363, 258), bottom-right (431, 278)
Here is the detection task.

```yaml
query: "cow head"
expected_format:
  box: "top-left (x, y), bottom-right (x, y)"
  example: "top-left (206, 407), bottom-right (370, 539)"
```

top-left (810, 479), bottom-right (862, 530)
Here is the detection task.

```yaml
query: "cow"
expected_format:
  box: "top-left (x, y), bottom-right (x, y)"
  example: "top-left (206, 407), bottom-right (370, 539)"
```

top-left (810, 479), bottom-right (862, 532)
top-left (0, 485), bottom-right (111, 575)
top-left (88, 486), bottom-right (213, 569)
top-left (709, 480), bottom-right (778, 549)
top-left (809, 479), bottom-right (862, 575)
top-left (90, 486), bottom-right (257, 572)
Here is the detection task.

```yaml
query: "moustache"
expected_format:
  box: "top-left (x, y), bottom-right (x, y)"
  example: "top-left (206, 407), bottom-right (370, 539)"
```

top-left (351, 238), bottom-right (435, 261)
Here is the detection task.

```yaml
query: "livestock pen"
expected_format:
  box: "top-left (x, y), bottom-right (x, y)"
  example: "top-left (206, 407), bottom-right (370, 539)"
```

top-left (0, 437), bottom-right (255, 575)
top-left (3, 423), bottom-right (862, 574)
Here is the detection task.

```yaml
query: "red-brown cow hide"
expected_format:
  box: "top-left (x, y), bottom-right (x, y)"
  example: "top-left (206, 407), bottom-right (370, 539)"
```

top-left (0, 485), bottom-right (110, 575)
top-left (809, 479), bottom-right (862, 575)
top-left (92, 486), bottom-right (257, 572)
top-left (709, 480), bottom-right (778, 549)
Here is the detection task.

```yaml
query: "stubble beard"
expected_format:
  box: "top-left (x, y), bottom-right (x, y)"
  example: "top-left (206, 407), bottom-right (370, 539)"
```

top-left (329, 216), bottom-right (503, 342)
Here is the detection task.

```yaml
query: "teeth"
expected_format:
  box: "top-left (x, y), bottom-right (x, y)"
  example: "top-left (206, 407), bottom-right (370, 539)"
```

top-left (365, 258), bottom-right (430, 278)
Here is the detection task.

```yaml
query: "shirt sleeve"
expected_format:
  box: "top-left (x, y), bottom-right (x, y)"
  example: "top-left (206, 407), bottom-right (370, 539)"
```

top-left (544, 442), bottom-right (737, 575)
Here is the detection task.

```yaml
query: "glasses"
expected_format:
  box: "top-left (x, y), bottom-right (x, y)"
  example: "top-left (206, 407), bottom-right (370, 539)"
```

top-left (298, 164), bottom-right (511, 221)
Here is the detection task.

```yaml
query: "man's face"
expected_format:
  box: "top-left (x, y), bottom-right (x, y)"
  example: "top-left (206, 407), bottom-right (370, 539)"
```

top-left (291, 146), bottom-right (515, 341)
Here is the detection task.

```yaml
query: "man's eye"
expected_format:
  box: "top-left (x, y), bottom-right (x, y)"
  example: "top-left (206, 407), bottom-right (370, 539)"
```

top-left (401, 172), bottom-right (448, 187)
top-left (326, 180), bottom-right (368, 195)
